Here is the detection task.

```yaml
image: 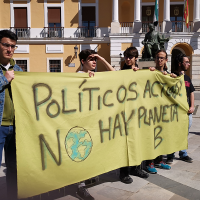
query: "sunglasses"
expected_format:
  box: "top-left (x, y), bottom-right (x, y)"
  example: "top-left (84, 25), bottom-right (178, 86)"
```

top-left (87, 57), bottom-right (97, 62)
top-left (125, 56), bottom-right (134, 60)
top-left (156, 56), bottom-right (166, 60)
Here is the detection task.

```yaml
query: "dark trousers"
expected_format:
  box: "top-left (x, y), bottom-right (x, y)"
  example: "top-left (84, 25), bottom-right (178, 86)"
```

top-left (0, 125), bottom-right (18, 200)
top-left (146, 155), bottom-right (163, 166)
top-left (120, 167), bottom-right (129, 177)
top-left (154, 155), bottom-right (163, 164)
top-left (120, 164), bottom-right (143, 177)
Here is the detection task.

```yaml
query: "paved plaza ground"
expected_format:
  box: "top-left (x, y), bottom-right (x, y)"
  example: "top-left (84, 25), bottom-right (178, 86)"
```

top-left (0, 92), bottom-right (200, 200)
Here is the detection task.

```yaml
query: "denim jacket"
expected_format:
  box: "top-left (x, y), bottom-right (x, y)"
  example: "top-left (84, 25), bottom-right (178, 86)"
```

top-left (0, 64), bottom-right (23, 126)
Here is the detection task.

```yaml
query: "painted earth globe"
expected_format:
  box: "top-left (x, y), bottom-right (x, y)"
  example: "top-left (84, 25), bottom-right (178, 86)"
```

top-left (65, 126), bottom-right (93, 162)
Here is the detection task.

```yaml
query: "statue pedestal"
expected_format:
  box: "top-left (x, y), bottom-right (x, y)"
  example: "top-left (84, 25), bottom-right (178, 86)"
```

top-left (163, 21), bottom-right (172, 33)
top-left (133, 22), bottom-right (142, 33)
top-left (111, 22), bottom-right (120, 33)
top-left (193, 21), bottom-right (200, 32)
top-left (138, 60), bottom-right (155, 69)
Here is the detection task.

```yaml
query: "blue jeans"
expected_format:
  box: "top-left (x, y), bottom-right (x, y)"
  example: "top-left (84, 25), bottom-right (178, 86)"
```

top-left (0, 125), bottom-right (17, 199)
top-left (167, 114), bottom-right (192, 159)
top-left (0, 126), bottom-right (14, 166)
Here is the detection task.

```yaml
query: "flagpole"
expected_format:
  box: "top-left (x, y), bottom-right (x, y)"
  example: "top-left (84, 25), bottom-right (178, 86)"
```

top-left (184, 0), bottom-right (186, 32)
top-left (158, 0), bottom-right (159, 32)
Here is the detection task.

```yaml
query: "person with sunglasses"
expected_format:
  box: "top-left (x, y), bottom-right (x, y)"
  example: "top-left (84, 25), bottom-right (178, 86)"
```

top-left (75, 49), bottom-right (114, 200)
top-left (78, 49), bottom-right (115, 75)
top-left (0, 30), bottom-right (23, 200)
top-left (122, 47), bottom-right (139, 71)
top-left (119, 47), bottom-right (149, 184)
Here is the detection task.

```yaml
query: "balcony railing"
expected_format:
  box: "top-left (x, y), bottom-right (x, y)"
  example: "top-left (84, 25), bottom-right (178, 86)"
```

top-left (142, 21), bottom-right (162, 33)
top-left (10, 27), bottom-right (30, 38)
top-left (74, 26), bottom-right (98, 38)
top-left (120, 22), bottom-right (133, 34)
top-left (43, 27), bottom-right (64, 38)
top-left (171, 21), bottom-right (193, 32)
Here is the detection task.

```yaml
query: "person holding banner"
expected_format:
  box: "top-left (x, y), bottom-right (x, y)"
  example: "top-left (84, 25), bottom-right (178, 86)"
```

top-left (121, 47), bottom-right (139, 71)
top-left (119, 47), bottom-right (149, 184)
top-left (0, 30), bottom-right (23, 200)
top-left (145, 50), bottom-right (175, 174)
top-left (166, 53), bottom-right (194, 164)
top-left (78, 49), bottom-right (115, 74)
top-left (76, 49), bottom-right (115, 200)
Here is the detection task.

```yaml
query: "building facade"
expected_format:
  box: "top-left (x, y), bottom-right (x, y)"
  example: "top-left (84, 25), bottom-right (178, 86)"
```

top-left (0, 0), bottom-right (200, 85)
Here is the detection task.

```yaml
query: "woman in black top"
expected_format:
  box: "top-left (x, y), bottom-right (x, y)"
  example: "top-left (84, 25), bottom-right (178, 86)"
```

top-left (121, 47), bottom-right (139, 71)
top-left (119, 47), bottom-right (149, 184)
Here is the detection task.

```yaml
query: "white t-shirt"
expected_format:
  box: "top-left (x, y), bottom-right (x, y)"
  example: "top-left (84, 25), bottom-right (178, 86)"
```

top-left (77, 71), bottom-right (85, 73)
top-left (0, 63), bottom-right (11, 71)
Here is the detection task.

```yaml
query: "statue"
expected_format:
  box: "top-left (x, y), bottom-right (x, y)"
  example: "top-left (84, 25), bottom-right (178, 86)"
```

top-left (141, 24), bottom-right (169, 60)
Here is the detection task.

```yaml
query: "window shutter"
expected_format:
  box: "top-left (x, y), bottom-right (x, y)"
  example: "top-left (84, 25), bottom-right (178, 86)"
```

top-left (48, 8), bottom-right (61, 24)
top-left (14, 8), bottom-right (27, 27)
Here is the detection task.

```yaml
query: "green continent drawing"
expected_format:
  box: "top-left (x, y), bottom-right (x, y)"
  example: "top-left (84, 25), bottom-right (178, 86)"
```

top-left (65, 126), bottom-right (93, 162)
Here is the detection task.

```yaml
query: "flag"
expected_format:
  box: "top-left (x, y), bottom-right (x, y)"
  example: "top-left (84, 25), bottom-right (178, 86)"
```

top-left (184, 0), bottom-right (189, 28)
top-left (153, 0), bottom-right (159, 26)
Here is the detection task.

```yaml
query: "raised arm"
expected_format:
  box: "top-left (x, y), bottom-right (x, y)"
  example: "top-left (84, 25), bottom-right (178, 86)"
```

top-left (93, 54), bottom-right (115, 71)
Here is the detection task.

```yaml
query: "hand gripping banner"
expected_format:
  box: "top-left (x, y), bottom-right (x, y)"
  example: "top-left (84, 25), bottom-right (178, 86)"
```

top-left (11, 70), bottom-right (189, 198)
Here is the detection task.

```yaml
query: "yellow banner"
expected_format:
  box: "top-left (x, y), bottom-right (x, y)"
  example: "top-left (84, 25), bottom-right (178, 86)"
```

top-left (12, 70), bottom-right (189, 198)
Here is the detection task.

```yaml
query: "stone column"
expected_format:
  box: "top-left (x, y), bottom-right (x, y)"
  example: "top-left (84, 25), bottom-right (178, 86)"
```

top-left (112, 0), bottom-right (119, 22)
top-left (167, 54), bottom-right (172, 73)
top-left (134, 0), bottom-right (141, 22)
top-left (163, 0), bottom-right (172, 32)
top-left (133, 0), bottom-right (142, 33)
top-left (194, 0), bottom-right (200, 22)
top-left (193, 0), bottom-right (200, 32)
top-left (111, 0), bottom-right (120, 33)
top-left (164, 0), bottom-right (170, 21)
top-left (191, 54), bottom-right (200, 85)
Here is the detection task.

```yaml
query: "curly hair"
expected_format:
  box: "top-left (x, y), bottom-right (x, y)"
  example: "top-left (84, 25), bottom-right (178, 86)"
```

top-left (174, 53), bottom-right (187, 71)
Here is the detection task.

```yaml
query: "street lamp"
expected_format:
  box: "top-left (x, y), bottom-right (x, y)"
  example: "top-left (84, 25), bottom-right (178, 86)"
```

top-left (74, 45), bottom-right (78, 58)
